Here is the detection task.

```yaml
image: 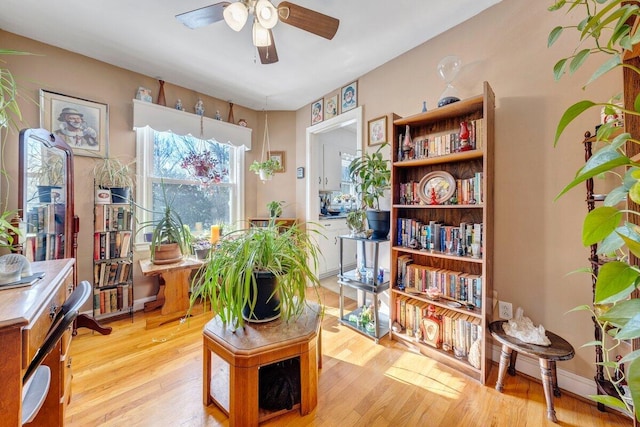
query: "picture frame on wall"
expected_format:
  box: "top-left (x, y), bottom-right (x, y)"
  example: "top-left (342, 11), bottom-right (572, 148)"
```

top-left (268, 150), bottom-right (286, 173)
top-left (324, 95), bottom-right (338, 120)
top-left (40, 89), bottom-right (108, 158)
top-left (368, 115), bottom-right (388, 146)
top-left (340, 81), bottom-right (358, 113)
top-left (311, 98), bottom-right (324, 125)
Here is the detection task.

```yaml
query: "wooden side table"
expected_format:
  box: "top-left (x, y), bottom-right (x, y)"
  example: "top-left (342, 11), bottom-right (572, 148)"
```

top-left (489, 320), bottom-right (575, 422)
top-left (139, 257), bottom-right (203, 328)
top-left (203, 304), bottom-right (322, 427)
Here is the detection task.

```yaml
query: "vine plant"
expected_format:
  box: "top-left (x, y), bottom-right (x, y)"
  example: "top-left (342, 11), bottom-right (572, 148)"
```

top-left (549, 0), bottom-right (640, 418)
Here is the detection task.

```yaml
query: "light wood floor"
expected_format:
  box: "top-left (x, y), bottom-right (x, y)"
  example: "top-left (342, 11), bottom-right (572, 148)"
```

top-left (65, 284), bottom-right (632, 427)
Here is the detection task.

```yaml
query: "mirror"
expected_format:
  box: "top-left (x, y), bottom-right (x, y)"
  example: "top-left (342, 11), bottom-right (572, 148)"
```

top-left (305, 106), bottom-right (362, 222)
top-left (18, 128), bottom-right (75, 262)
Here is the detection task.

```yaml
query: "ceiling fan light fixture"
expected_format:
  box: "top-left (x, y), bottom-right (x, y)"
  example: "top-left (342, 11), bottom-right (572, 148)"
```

top-left (255, 0), bottom-right (278, 29)
top-left (223, 2), bottom-right (249, 32)
top-left (252, 20), bottom-right (272, 47)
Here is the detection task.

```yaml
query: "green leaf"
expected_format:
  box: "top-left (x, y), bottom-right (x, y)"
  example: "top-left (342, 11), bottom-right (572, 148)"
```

top-left (621, 231), bottom-right (640, 259)
top-left (596, 225), bottom-right (624, 254)
top-left (554, 100), bottom-right (597, 146)
top-left (547, 1), bottom-right (566, 12)
top-left (615, 313), bottom-right (640, 340)
top-left (569, 49), bottom-right (591, 74)
top-left (619, 349), bottom-right (640, 364)
top-left (604, 186), bottom-right (628, 206)
top-left (635, 93), bottom-right (640, 114)
top-left (588, 394), bottom-right (628, 410)
top-left (599, 299), bottom-right (640, 325)
top-left (556, 156), bottom-right (629, 199)
top-left (628, 358), bottom-right (640, 415)
top-left (548, 26), bottom-right (563, 47)
top-left (553, 58), bottom-right (569, 80)
top-left (583, 206), bottom-right (621, 245)
top-left (595, 261), bottom-right (640, 304)
top-left (586, 54), bottom-right (622, 86)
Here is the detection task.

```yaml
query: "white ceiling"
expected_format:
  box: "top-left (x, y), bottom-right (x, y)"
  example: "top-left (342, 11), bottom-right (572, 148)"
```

top-left (0, 0), bottom-right (502, 111)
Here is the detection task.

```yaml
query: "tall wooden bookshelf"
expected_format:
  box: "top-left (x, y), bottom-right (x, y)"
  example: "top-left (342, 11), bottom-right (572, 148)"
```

top-left (389, 81), bottom-right (495, 383)
top-left (93, 189), bottom-right (134, 321)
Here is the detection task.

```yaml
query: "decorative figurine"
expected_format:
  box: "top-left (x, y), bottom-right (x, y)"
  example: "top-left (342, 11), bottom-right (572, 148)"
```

top-left (429, 187), bottom-right (439, 205)
top-left (214, 110), bottom-right (222, 120)
top-left (195, 99), bottom-right (205, 116)
top-left (422, 101), bottom-right (427, 113)
top-left (175, 99), bottom-right (184, 111)
top-left (459, 121), bottom-right (471, 151)
top-left (237, 118), bottom-right (247, 127)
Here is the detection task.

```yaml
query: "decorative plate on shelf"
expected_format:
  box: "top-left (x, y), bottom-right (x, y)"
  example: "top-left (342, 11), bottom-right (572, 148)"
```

top-left (418, 171), bottom-right (456, 204)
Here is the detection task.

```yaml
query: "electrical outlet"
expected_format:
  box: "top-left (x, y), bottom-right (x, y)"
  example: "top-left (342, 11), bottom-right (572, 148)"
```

top-left (498, 301), bottom-right (513, 320)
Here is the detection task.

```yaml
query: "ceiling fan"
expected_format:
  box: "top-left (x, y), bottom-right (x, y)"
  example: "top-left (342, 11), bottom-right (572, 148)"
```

top-left (176, 1), bottom-right (339, 64)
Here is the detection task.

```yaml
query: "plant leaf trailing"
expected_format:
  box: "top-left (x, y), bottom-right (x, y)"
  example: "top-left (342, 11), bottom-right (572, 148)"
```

top-left (550, 0), bottom-right (640, 418)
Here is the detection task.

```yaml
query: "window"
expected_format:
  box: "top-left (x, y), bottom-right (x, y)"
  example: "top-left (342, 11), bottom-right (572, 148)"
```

top-left (135, 126), bottom-right (245, 243)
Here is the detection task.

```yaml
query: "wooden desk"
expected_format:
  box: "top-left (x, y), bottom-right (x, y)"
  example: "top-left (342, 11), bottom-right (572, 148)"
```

top-left (489, 320), bottom-right (575, 422)
top-left (139, 257), bottom-right (203, 328)
top-left (203, 304), bottom-right (321, 426)
top-left (0, 258), bottom-right (74, 427)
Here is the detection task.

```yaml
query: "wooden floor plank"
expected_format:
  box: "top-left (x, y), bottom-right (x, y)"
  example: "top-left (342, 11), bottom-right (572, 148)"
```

top-left (65, 282), bottom-right (632, 427)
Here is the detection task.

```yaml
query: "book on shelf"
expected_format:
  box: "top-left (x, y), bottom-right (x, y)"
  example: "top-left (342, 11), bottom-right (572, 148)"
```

top-left (397, 119), bottom-right (485, 162)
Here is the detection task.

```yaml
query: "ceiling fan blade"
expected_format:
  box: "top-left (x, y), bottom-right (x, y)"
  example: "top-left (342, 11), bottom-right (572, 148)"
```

top-left (258, 32), bottom-right (279, 64)
top-left (278, 1), bottom-right (339, 40)
top-left (176, 2), bottom-right (230, 29)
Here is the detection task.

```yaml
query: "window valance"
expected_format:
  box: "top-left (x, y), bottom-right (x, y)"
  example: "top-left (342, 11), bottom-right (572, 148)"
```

top-left (132, 99), bottom-right (252, 149)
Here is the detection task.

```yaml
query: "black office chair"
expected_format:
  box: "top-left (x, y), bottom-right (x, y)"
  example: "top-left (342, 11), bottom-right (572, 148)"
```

top-left (21, 280), bottom-right (92, 424)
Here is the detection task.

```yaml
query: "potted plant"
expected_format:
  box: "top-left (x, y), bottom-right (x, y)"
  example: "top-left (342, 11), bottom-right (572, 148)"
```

top-left (267, 200), bottom-right (283, 218)
top-left (549, 0), bottom-right (640, 417)
top-left (0, 49), bottom-right (29, 248)
top-left (93, 157), bottom-right (135, 203)
top-left (189, 220), bottom-right (322, 330)
top-left (138, 183), bottom-right (189, 264)
top-left (29, 151), bottom-right (64, 203)
top-left (348, 143), bottom-right (391, 239)
top-left (249, 158), bottom-right (280, 181)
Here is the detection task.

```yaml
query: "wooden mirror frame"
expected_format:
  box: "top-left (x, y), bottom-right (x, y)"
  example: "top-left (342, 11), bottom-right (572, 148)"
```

top-left (18, 128), bottom-right (75, 260)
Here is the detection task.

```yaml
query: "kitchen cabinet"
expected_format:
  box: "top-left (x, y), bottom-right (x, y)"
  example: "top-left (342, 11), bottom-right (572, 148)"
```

top-left (315, 219), bottom-right (356, 278)
top-left (317, 129), bottom-right (356, 192)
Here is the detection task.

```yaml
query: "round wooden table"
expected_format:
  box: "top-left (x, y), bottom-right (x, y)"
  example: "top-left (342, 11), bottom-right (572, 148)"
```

top-left (489, 320), bottom-right (575, 423)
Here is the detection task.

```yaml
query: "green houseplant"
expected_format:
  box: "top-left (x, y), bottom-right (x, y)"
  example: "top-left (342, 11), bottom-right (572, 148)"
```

top-left (189, 220), bottom-right (322, 330)
top-left (0, 49), bottom-right (30, 248)
top-left (267, 200), bottom-right (283, 218)
top-left (249, 158), bottom-right (280, 181)
top-left (93, 157), bottom-right (135, 203)
top-left (138, 183), bottom-right (189, 264)
top-left (348, 143), bottom-right (391, 239)
top-left (549, 0), bottom-right (640, 418)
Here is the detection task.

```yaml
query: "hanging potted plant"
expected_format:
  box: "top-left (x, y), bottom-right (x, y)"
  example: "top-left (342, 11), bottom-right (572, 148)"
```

top-left (249, 158), bottom-right (280, 181)
top-left (189, 220), bottom-right (322, 330)
top-left (348, 143), bottom-right (391, 239)
top-left (93, 157), bottom-right (135, 203)
top-left (180, 148), bottom-right (227, 186)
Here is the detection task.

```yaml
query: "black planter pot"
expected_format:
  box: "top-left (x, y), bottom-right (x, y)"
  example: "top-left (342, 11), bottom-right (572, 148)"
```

top-left (366, 210), bottom-right (390, 240)
top-left (242, 270), bottom-right (281, 323)
top-left (108, 187), bottom-right (131, 204)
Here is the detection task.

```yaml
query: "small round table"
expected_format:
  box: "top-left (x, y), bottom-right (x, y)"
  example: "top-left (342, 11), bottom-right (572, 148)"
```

top-left (489, 320), bottom-right (575, 423)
